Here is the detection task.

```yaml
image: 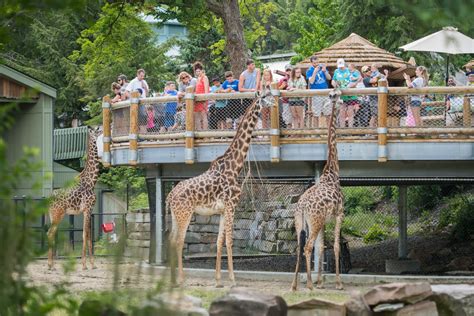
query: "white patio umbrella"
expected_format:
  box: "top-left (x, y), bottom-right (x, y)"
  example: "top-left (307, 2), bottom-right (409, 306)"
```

top-left (400, 26), bottom-right (474, 84)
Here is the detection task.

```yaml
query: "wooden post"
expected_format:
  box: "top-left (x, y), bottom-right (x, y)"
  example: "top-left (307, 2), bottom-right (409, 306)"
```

top-left (463, 96), bottom-right (472, 127)
top-left (102, 95), bottom-right (111, 167)
top-left (270, 82), bottom-right (281, 162)
top-left (184, 86), bottom-right (195, 164)
top-left (377, 79), bottom-right (388, 162)
top-left (129, 91), bottom-right (140, 165)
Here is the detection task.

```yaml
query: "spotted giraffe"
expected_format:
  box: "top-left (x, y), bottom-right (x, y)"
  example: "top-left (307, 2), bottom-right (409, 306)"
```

top-left (291, 89), bottom-right (345, 291)
top-left (166, 96), bottom-right (262, 287)
top-left (47, 128), bottom-right (101, 270)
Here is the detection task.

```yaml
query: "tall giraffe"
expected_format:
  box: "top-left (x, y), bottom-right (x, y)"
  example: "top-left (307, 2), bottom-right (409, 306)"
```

top-left (291, 89), bottom-right (345, 291)
top-left (47, 128), bottom-right (101, 270)
top-left (166, 96), bottom-right (261, 287)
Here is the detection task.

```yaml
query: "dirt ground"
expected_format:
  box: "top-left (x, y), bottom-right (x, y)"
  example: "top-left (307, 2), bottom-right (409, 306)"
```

top-left (27, 258), bottom-right (356, 306)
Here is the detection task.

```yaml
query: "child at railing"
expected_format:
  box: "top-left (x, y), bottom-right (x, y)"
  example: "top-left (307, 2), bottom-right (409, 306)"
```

top-left (210, 78), bottom-right (227, 130)
top-left (260, 69), bottom-right (274, 129)
top-left (162, 81), bottom-right (178, 132)
top-left (404, 66), bottom-right (429, 127)
top-left (170, 104), bottom-right (185, 131)
top-left (146, 105), bottom-right (155, 132)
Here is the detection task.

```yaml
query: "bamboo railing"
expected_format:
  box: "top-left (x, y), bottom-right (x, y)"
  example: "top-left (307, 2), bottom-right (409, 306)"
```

top-left (103, 85), bottom-right (474, 165)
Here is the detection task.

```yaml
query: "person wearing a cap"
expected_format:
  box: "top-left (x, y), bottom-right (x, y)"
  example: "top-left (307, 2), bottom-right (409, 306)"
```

top-left (332, 58), bottom-right (358, 127)
top-left (278, 64), bottom-right (293, 128)
top-left (306, 55), bottom-right (332, 128)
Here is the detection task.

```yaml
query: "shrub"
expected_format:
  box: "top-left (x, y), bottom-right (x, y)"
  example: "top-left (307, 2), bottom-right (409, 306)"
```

top-left (439, 195), bottom-right (474, 241)
top-left (363, 224), bottom-right (389, 244)
top-left (408, 185), bottom-right (442, 214)
top-left (342, 187), bottom-right (381, 215)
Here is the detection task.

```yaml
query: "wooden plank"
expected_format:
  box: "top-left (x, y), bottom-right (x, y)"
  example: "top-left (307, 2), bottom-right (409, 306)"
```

top-left (185, 86), bottom-right (195, 164)
top-left (270, 82), bottom-right (280, 162)
top-left (377, 80), bottom-right (388, 162)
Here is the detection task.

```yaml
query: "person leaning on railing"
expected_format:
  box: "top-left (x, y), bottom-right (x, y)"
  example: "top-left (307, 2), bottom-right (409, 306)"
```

top-left (332, 59), bottom-right (357, 128)
top-left (239, 59), bottom-right (261, 125)
top-left (306, 55), bottom-right (331, 129)
top-left (222, 71), bottom-right (240, 129)
top-left (287, 67), bottom-right (307, 129)
top-left (259, 69), bottom-right (275, 129)
top-left (277, 65), bottom-right (292, 128)
top-left (403, 66), bottom-right (429, 127)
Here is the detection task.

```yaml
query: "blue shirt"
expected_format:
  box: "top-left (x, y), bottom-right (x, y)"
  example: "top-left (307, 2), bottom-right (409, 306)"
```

top-left (306, 66), bottom-right (328, 89)
top-left (333, 68), bottom-right (357, 100)
top-left (164, 89), bottom-right (178, 114)
top-left (210, 85), bottom-right (227, 108)
top-left (222, 79), bottom-right (239, 92)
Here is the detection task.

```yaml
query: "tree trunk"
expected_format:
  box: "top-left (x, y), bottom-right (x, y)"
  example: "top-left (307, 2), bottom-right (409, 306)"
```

top-left (206, 0), bottom-right (248, 76)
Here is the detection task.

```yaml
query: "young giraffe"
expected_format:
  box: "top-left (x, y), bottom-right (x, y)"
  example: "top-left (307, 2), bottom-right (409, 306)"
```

top-left (166, 96), bottom-right (262, 287)
top-left (291, 89), bottom-right (344, 291)
top-left (47, 128), bottom-right (101, 270)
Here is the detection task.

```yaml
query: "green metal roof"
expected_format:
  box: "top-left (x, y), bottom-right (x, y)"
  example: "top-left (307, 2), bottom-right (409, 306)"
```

top-left (0, 64), bottom-right (57, 98)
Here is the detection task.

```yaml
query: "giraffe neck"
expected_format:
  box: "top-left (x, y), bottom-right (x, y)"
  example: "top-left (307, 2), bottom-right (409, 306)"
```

top-left (79, 134), bottom-right (100, 190)
top-left (322, 99), bottom-right (339, 176)
top-left (212, 99), bottom-right (260, 174)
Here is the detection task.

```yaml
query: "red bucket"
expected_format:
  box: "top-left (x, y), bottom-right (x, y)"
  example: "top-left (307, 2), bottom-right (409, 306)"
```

top-left (101, 222), bottom-right (115, 233)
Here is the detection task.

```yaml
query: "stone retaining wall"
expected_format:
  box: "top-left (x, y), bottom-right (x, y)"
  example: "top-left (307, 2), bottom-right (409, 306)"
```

top-left (124, 209), bottom-right (150, 259)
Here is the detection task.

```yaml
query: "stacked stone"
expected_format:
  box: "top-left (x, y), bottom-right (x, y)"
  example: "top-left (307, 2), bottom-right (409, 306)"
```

top-left (183, 196), bottom-right (300, 255)
top-left (124, 209), bottom-right (150, 259)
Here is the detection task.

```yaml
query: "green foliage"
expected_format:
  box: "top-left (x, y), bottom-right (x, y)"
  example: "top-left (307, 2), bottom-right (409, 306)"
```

top-left (288, 0), bottom-right (342, 63)
top-left (363, 223), bottom-right (389, 244)
top-left (439, 194), bottom-right (474, 241)
top-left (408, 185), bottom-right (442, 214)
top-left (342, 187), bottom-right (381, 215)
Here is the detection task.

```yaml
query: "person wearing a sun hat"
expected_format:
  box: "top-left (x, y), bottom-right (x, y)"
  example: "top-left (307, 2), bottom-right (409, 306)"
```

top-left (332, 58), bottom-right (358, 127)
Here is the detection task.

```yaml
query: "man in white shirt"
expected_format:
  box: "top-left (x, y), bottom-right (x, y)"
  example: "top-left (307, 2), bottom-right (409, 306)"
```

top-left (126, 69), bottom-right (149, 98)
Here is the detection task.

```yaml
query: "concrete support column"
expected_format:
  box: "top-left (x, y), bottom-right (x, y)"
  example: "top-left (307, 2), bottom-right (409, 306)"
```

top-left (398, 185), bottom-right (408, 259)
top-left (147, 168), bottom-right (165, 265)
top-left (313, 164), bottom-right (324, 272)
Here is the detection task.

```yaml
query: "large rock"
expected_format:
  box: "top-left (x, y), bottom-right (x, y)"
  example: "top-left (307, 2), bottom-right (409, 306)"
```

top-left (185, 232), bottom-right (201, 244)
top-left (345, 292), bottom-right (371, 316)
top-left (78, 299), bottom-right (126, 316)
top-left (363, 282), bottom-right (432, 306)
top-left (256, 240), bottom-right (276, 253)
top-left (209, 287), bottom-right (287, 316)
top-left (430, 284), bottom-right (474, 316)
top-left (383, 301), bottom-right (438, 316)
top-left (447, 257), bottom-right (473, 271)
top-left (126, 212), bottom-right (150, 223)
top-left (288, 298), bottom-right (346, 316)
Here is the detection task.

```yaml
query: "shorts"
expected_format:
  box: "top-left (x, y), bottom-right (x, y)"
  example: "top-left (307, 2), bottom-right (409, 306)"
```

top-left (343, 99), bottom-right (359, 107)
top-left (215, 107), bottom-right (226, 122)
top-left (311, 96), bottom-right (331, 116)
top-left (164, 112), bottom-right (175, 128)
top-left (411, 100), bottom-right (422, 107)
top-left (280, 101), bottom-right (292, 125)
top-left (227, 99), bottom-right (244, 119)
top-left (289, 99), bottom-right (305, 107)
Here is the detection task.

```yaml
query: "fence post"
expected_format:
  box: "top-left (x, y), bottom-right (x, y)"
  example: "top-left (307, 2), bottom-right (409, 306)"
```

top-left (270, 82), bottom-right (281, 162)
top-left (463, 96), bottom-right (472, 127)
top-left (129, 91), bottom-right (140, 165)
top-left (377, 79), bottom-right (388, 162)
top-left (102, 95), bottom-right (112, 167)
top-left (184, 86), bottom-right (195, 164)
top-left (398, 185), bottom-right (408, 259)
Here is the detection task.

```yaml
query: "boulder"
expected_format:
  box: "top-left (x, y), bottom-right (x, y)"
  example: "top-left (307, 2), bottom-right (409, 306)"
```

top-left (288, 298), bottom-right (346, 316)
top-left (383, 301), bottom-right (438, 316)
top-left (363, 282), bottom-right (432, 306)
top-left (345, 292), bottom-right (371, 316)
top-left (430, 284), bottom-right (474, 316)
top-left (209, 287), bottom-right (287, 316)
top-left (78, 300), bottom-right (126, 316)
top-left (185, 232), bottom-right (201, 244)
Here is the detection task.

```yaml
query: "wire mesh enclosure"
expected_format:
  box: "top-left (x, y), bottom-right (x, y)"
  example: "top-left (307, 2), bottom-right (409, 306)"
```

top-left (162, 181), bottom-right (473, 274)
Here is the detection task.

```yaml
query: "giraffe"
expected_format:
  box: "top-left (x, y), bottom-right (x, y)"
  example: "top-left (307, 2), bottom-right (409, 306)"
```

top-left (291, 89), bottom-right (344, 291)
top-left (47, 127), bottom-right (101, 270)
top-left (166, 95), bottom-right (262, 287)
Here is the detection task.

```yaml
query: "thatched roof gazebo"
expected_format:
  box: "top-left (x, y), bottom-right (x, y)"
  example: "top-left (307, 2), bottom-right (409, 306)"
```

top-left (464, 59), bottom-right (474, 69)
top-left (296, 33), bottom-right (416, 83)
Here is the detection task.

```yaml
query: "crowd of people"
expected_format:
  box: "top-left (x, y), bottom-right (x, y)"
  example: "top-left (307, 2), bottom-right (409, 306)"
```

top-left (109, 57), bottom-right (472, 133)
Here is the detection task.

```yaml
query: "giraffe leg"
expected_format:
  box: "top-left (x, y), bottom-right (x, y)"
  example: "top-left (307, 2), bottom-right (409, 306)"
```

top-left (82, 212), bottom-right (91, 270)
top-left (86, 212), bottom-right (96, 269)
top-left (215, 215), bottom-right (226, 288)
top-left (169, 212), bottom-right (178, 286)
top-left (291, 211), bottom-right (303, 291)
top-left (224, 209), bottom-right (236, 287)
top-left (174, 211), bottom-right (192, 286)
top-left (47, 209), bottom-right (64, 270)
top-left (334, 213), bottom-right (344, 290)
top-left (316, 226), bottom-right (325, 289)
top-left (305, 222), bottom-right (323, 290)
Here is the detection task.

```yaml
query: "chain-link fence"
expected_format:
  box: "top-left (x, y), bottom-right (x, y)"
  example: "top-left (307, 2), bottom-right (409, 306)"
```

top-left (163, 181), bottom-right (473, 274)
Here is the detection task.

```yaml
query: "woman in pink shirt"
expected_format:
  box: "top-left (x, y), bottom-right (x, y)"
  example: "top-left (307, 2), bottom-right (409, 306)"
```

top-left (193, 62), bottom-right (209, 130)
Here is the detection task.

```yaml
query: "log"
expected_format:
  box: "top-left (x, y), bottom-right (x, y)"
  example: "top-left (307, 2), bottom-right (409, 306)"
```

top-left (185, 86), bottom-right (195, 164)
top-left (129, 91), bottom-right (140, 166)
top-left (270, 82), bottom-right (280, 162)
top-left (377, 80), bottom-right (389, 162)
